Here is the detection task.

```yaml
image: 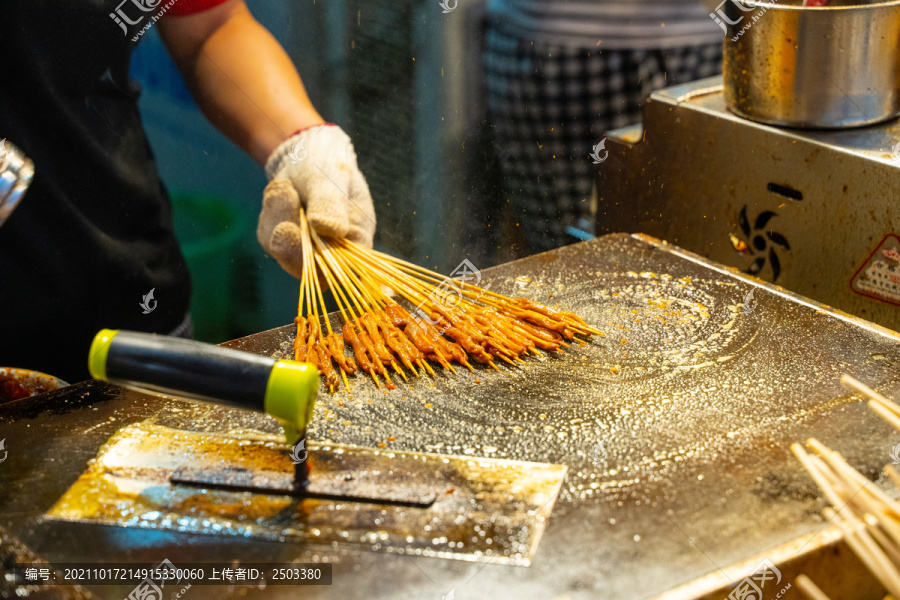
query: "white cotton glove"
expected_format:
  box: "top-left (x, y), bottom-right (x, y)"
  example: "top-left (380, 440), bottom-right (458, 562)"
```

top-left (258, 124), bottom-right (377, 280)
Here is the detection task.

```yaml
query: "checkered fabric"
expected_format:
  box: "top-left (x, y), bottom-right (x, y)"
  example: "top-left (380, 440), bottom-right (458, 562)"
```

top-left (484, 25), bottom-right (723, 253)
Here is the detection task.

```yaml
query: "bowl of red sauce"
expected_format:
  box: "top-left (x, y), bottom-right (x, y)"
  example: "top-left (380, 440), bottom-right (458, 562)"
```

top-left (0, 367), bottom-right (68, 405)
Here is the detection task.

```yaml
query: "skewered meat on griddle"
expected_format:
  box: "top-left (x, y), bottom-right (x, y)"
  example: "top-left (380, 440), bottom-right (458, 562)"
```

top-left (416, 319), bottom-right (470, 367)
top-left (292, 206), bottom-right (602, 392)
top-left (402, 319), bottom-right (432, 353)
top-left (315, 337), bottom-right (341, 392)
top-left (306, 341), bottom-right (319, 370)
top-left (325, 332), bottom-right (357, 374)
top-left (512, 319), bottom-right (563, 349)
top-left (403, 320), bottom-right (453, 371)
top-left (359, 314), bottom-right (397, 369)
top-left (343, 322), bottom-right (376, 377)
top-left (472, 309), bottom-right (533, 354)
top-left (556, 311), bottom-right (591, 329)
top-left (308, 317), bottom-right (321, 347)
top-left (356, 326), bottom-right (385, 374)
top-left (510, 298), bottom-right (600, 335)
top-left (384, 302), bottom-right (411, 328)
top-left (293, 316), bottom-right (309, 362)
top-left (355, 326), bottom-right (395, 387)
top-left (505, 307), bottom-right (571, 337)
top-left (443, 326), bottom-right (493, 364)
top-left (375, 312), bottom-right (422, 372)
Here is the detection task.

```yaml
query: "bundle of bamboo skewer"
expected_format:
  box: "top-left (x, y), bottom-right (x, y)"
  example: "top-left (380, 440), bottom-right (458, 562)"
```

top-left (292, 209), bottom-right (604, 392)
top-left (791, 375), bottom-right (900, 599)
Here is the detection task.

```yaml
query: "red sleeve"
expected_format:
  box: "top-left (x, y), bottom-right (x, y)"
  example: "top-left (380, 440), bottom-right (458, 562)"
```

top-left (165, 0), bottom-right (230, 17)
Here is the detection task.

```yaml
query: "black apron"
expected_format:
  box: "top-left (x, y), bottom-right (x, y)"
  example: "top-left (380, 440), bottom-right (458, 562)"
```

top-left (0, 0), bottom-right (191, 382)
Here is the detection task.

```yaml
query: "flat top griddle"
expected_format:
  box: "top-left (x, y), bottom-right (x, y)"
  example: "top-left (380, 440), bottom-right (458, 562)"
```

top-left (3, 233), bottom-right (900, 600)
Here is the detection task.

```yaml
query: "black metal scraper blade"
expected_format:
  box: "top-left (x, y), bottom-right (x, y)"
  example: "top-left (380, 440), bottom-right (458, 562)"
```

top-left (46, 422), bottom-right (568, 564)
top-left (171, 464), bottom-right (437, 508)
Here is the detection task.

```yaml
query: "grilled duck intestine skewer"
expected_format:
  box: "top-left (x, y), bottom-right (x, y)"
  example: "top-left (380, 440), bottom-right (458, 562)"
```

top-left (342, 261), bottom-right (569, 364)
top-left (310, 227), bottom-right (403, 388)
top-left (297, 210), bottom-right (343, 392)
top-left (322, 235), bottom-right (472, 373)
top-left (355, 244), bottom-right (603, 337)
top-left (293, 208), bottom-right (603, 391)
top-left (304, 214), bottom-right (390, 389)
top-left (344, 268), bottom-right (517, 372)
top-left (326, 240), bottom-right (434, 377)
top-left (330, 247), bottom-right (479, 370)
top-left (331, 236), bottom-right (582, 370)
top-left (335, 238), bottom-right (601, 341)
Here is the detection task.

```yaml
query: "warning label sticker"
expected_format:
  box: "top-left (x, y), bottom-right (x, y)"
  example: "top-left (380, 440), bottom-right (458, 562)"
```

top-left (851, 234), bottom-right (900, 306)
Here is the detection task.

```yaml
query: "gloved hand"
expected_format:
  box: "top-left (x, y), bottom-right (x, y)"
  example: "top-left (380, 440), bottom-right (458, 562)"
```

top-left (258, 124), bottom-right (376, 279)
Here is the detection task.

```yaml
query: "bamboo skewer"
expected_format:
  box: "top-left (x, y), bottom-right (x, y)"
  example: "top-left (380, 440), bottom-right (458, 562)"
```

top-left (841, 374), bottom-right (900, 417)
top-left (358, 244), bottom-right (600, 330)
top-left (871, 402), bottom-right (900, 431)
top-left (292, 209), bottom-right (603, 392)
top-left (796, 575), bottom-right (832, 600)
top-left (886, 465), bottom-right (900, 490)
top-left (829, 507), bottom-right (900, 596)
top-left (792, 376), bottom-right (900, 597)
top-left (864, 513), bottom-right (900, 567)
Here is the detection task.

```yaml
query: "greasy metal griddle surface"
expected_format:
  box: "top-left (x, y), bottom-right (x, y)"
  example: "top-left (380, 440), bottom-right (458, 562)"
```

top-left (4, 234), bottom-right (900, 600)
top-left (45, 420), bottom-right (565, 565)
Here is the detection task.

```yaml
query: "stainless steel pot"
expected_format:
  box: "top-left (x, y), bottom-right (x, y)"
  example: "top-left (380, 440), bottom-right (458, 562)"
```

top-left (722, 0), bottom-right (900, 128)
top-left (0, 139), bottom-right (34, 228)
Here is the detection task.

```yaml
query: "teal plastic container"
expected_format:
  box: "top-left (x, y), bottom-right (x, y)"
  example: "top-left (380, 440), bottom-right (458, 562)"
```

top-left (170, 194), bottom-right (250, 343)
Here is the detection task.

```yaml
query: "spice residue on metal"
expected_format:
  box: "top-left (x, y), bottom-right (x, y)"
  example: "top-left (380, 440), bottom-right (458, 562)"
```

top-left (46, 421), bottom-right (566, 566)
top-left (9, 234), bottom-right (900, 599)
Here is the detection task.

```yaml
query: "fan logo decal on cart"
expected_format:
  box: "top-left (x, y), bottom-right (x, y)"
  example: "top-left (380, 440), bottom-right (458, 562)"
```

top-left (732, 206), bottom-right (790, 282)
top-left (140, 288), bottom-right (158, 315)
top-left (290, 439), bottom-right (308, 465)
top-left (850, 234), bottom-right (900, 307)
top-left (438, 0), bottom-right (457, 13)
top-left (589, 138), bottom-right (608, 165)
top-left (0, 439), bottom-right (7, 464)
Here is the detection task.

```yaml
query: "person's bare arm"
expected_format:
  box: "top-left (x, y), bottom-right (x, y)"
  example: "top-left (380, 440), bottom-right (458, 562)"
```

top-left (158, 0), bottom-right (324, 165)
top-left (159, 0), bottom-right (376, 273)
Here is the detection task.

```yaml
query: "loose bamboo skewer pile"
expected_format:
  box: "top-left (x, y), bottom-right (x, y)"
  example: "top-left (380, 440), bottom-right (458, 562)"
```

top-left (292, 209), bottom-right (604, 392)
top-left (791, 375), bottom-right (900, 599)
top-left (795, 575), bottom-right (832, 600)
